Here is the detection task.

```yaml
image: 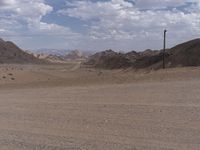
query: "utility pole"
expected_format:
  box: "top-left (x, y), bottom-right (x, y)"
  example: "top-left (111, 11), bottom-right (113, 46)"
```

top-left (163, 29), bottom-right (167, 69)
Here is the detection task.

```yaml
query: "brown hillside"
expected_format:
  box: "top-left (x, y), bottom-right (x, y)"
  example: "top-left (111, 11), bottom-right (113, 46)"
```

top-left (86, 39), bottom-right (200, 69)
top-left (64, 50), bottom-right (85, 60)
top-left (0, 38), bottom-right (43, 64)
top-left (85, 49), bottom-right (132, 69)
top-left (164, 38), bottom-right (200, 67)
top-left (86, 49), bottom-right (160, 69)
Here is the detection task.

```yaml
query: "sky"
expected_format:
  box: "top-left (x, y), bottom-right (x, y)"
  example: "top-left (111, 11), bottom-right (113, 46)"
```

top-left (0, 0), bottom-right (200, 51)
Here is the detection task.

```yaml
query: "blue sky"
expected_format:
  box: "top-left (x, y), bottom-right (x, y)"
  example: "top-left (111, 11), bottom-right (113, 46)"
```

top-left (0, 0), bottom-right (200, 51)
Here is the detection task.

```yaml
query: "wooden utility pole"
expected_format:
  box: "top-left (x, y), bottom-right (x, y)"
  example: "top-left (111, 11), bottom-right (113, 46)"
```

top-left (163, 29), bottom-right (167, 69)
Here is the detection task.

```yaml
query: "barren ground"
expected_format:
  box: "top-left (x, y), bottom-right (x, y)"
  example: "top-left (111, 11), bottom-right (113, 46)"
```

top-left (0, 63), bottom-right (200, 150)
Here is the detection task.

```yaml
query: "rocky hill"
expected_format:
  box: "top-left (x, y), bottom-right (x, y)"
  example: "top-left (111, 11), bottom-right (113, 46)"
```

top-left (86, 49), bottom-right (160, 69)
top-left (163, 38), bottom-right (200, 67)
top-left (0, 38), bottom-right (43, 64)
top-left (146, 38), bottom-right (200, 69)
top-left (85, 49), bottom-right (132, 69)
top-left (31, 49), bottom-right (87, 63)
top-left (64, 50), bottom-right (86, 60)
top-left (34, 53), bottom-right (66, 63)
top-left (86, 38), bottom-right (200, 69)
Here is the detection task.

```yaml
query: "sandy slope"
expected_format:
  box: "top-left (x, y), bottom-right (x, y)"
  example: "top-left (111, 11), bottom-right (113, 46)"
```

top-left (0, 64), bottom-right (200, 150)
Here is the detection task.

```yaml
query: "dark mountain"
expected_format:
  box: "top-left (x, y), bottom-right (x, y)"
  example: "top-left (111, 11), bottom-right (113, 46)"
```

top-left (86, 49), bottom-right (160, 69)
top-left (164, 38), bottom-right (200, 67)
top-left (86, 38), bottom-right (200, 69)
top-left (125, 49), bottom-right (160, 65)
top-left (0, 38), bottom-right (44, 64)
top-left (85, 49), bottom-right (132, 69)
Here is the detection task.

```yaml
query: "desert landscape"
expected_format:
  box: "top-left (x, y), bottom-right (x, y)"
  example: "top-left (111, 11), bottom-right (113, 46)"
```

top-left (1, 0), bottom-right (200, 149)
top-left (0, 61), bottom-right (200, 150)
top-left (0, 37), bottom-right (200, 150)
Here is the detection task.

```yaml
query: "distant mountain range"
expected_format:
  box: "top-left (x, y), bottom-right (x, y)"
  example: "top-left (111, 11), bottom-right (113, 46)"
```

top-left (1, 37), bottom-right (200, 68)
top-left (33, 50), bottom-right (87, 63)
top-left (27, 48), bottom-right (92, 63)
top-left (32, 48), bottom-right (93, 57)
top-left (32, 48), bottom-right (71, 56)
top-left (0, 38), bottom-right (90, 64)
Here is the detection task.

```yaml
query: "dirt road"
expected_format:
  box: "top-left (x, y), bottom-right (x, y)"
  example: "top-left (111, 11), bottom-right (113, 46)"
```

top-left (0, 75), bottom-right (200, 150)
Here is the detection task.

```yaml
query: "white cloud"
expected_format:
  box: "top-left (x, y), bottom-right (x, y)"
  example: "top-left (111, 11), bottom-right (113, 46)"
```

top-left (0, 0), bottom-right (16, 6)
top-left (0, 0), bottom-right (53, 22)
top-left (57, 0), bottom-right (200, 50)
top-left (129, 0), bottom-right (200, 9)
top-left (0, 0), bottom-right (53, 37)
top-left (0, 0), bottom-right (82, 49)
top-left (0, 0), bottom-right (200, 51)
top-left (134, 0), bottom-right (185, 9)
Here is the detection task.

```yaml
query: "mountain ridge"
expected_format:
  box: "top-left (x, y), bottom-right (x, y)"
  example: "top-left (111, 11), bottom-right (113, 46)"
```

top-left (0, 38), bottom-right (44, 64)
top-left (86, 38), bottom-right (200, 69)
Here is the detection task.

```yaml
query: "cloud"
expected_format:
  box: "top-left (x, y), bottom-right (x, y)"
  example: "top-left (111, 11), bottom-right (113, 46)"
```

top-left (0, 0), bottom-right (82, 49)
top-left (0, 0), bottom-right (16, 6)
top-left (57, 0), bottom-right (200, 50)
top-left (134, 0), bottom-right (185, 9)
top-left (0, 0), bottom-right (53, 23)
top-left (0, 0), bottom-right (200, 51)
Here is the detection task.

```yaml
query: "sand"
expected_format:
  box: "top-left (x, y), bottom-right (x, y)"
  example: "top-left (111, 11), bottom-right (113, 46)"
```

top-left (0, 63), bottom-right (200, 150)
